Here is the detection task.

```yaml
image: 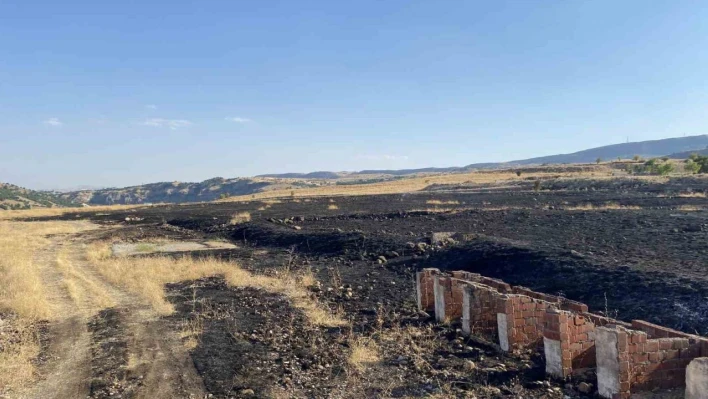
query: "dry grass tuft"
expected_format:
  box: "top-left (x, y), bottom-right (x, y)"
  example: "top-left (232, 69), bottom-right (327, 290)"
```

top-left (425, 200), bottom-right (460, 205)
top-left (327, 204), bottom-right (339, 210)
top-left (348, 338), bottom-right (381, 372)
top-left (86, 242), bottom-right (344, 327)
top-left (229, 212), bottom-right (251, 225)
top-left (677, 205), bottom-right (707, 211)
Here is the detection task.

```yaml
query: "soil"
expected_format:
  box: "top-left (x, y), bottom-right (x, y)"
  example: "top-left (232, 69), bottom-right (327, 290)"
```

top-left (21, 178), bottom-right (708, 398)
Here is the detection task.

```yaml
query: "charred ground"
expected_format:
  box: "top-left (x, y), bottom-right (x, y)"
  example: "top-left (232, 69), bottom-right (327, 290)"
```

top-left (32, 176), bottom-right (708, 398)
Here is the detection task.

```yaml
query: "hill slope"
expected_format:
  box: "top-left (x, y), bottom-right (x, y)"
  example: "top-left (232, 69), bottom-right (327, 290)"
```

top-left (481, 134), bottom-right (708, 167)
top-left (0, 183), bottom-right (75, 209)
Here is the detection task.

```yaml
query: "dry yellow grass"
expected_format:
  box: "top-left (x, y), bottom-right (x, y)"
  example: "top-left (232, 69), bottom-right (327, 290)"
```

top-left (0, 221), bottom-right (84, 393)
top-left (677, 205), bottom-right (707, 211)
top-left (327, 204), bottom-right (339, 210)
top-left (565, 202), bottom-right (641, 211)
top-left (229, 212), bottom-right (252, 225)
top-left (426, 200), bottom-right (460, 205)
top-left (86, 242), bottom-right (344, 327)
top-left (218, 167), bottom-right (616, 202)
top-left (0, 204), bottom-right (142, 221)
top-left (348, 338), bottom-right (381, 372)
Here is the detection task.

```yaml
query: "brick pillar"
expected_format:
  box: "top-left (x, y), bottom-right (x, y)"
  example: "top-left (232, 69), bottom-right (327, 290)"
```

top-left (416, 268), bottom-right (441, 312)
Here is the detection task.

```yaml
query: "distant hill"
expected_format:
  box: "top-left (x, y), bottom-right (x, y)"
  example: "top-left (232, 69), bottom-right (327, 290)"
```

top-left (352, 135), bottom-right (708, 175)
top-left (478, 135), bottom-right (708, 167)
top-left (6, 134), bottom-right (708, 207)
top-left (58, 177), bottom-right (273, 205)
top-left (257, 171), bottom-right (341, 179)
top-left (0, 183), bottom-right (75, 210)
top-left (665, 148), bottom-right (708, 159)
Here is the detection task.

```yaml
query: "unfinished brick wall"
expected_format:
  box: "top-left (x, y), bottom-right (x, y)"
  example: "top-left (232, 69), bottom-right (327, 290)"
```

top-left (461, 282), bottom-right (503, 339)
top-left (433, 276), bottom-right (472, 323)
top-left (543, 309), bottom-right (599, 378)
top-left (496, 294), bottom-right (551, 352)
top-left (512, 286), bottom-right (588, 313)
top-left (596, 325), bottom-right (708, 399)
top-left (416, 268), bottom-right (708, 397)
top-left (416, 268), bottom-right (442, 312)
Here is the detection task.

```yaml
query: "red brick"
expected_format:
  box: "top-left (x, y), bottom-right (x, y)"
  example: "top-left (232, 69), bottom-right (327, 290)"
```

top-left (633, 353), bottom-right (648, 363)
top-left (659, 339), bottom-right (673, 350)
top-left (645, 340), bottom-right (659, 352)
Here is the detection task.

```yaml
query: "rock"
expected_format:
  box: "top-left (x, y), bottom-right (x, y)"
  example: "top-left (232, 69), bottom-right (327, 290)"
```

top-left (291, 225), bottom-right (302, 230)
top-left (463, 360), bottom-right (476, 371)
top-left (385, 250), bottom-right (400, 258)
top-left (406, 242), bottom-right (416, 249)
top-left (415, 242), bottom-right (428, 252)
top-left (428, 232), bottom-right (455, 245)
top-left (570, 249), bottom-right (585, 258)
top-left (377, 255), bottom-right (387, 263)
top-left (577, 382), bottom-right (592, 393)
top-left (239, 388), bottom-right (255, 396)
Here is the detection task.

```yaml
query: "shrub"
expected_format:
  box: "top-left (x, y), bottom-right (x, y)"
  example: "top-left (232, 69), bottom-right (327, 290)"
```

top-left (685, 154), bottom-right (708, 174)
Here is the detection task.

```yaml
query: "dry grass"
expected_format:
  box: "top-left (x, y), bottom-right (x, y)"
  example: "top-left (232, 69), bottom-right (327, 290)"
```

top-left (677, 205), bottom-right (707, 211)
top-left (55, 247), bottom-right (116, 312)
top-left (658, 192), bottom-right (707, 198)
top-left (86, 242), bottom-right (344, 327)
top-left (229, 212), bottom-right (251, 225)
top-left (0, 204), bottom-right (142, 221)
top-left (218, 167), bottom-right (616, 202)
top-left (0, 221), bottom-right (85, 393)
top-left (425, 200), bottom-right (460, 205)
top-left (348, 338), bottom-right (381, 372)
top-left (564, 202), bottom-right (641, 211)
top-left (327, 204), bottom-right (339, 210)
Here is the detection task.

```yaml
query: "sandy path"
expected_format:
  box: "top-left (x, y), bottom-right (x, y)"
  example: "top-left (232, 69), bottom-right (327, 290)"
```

top-left (20, 222), bottom-right (206, 399)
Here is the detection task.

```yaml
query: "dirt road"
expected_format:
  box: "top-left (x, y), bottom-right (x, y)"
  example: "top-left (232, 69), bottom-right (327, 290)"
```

top-left (20, 222), bottom-right (206, 399)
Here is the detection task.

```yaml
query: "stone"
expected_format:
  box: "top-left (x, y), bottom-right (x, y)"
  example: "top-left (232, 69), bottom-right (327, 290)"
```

top-left (463, 360), bottom-right (476, 371)
top-left (577, 382), bottom-right (592, 394)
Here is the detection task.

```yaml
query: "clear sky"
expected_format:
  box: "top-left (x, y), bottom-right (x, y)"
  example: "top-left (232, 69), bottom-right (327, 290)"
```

top-left (2, 1), bottom-right (708, 189)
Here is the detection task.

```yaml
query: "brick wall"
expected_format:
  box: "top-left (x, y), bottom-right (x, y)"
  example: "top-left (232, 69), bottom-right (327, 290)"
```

top-left (512, 286), bottom-right (588, 313)
top-left (596, 325), bottom-right (708, 398)
top-left (496, 294), bottom-right (551, 351)
top-left (416, 268), bottom-right (708, 397)
top-left (416, 268), bottom-right (442, 312)
top-left (543, 308), bottom-right (597, 377)
top-left (462, 282), bottom-right (503, 339)
top-left (433, 276), bottom-right (471, 322)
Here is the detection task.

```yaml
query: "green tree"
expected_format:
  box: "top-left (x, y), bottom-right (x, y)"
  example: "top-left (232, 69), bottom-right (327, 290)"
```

top-left (633, 155), bottom-right (641, 161)
top-left (596, 157), bottom-right (602, 164)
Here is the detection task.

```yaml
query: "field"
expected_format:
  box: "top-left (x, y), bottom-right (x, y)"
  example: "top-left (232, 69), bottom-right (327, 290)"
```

top-left (1, 169), bottom-right (707, 398)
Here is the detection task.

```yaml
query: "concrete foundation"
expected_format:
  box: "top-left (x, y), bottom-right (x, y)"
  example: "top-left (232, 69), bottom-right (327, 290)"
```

top-left (686, 357), bottom-right (708, 399)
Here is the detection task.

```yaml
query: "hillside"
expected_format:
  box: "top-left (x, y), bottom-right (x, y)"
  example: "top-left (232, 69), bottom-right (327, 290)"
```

top-left (58, 177), bottom-right (273, 205)
top-left (347, 135), bottom-right (708, 176)
top-left (0, 183), bottom-right (75, 210)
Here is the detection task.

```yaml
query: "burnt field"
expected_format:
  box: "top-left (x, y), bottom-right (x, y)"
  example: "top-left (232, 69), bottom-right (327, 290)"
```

top-left (34, 178), bottom-right (708, 398)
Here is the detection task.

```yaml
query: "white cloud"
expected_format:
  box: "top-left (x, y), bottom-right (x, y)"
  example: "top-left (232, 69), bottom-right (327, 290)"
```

top-left (141, 118), bottom-right (193, 130)
top-left (43, 117), bottom-right (63, 127)
top-left (225, 117), bottom-right (251, 123)
top-left (145, 104), bottom-right (158, 110)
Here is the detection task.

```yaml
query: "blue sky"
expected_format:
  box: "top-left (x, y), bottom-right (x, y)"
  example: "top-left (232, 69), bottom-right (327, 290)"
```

top-left (2, 0), bottom-right (708, 189)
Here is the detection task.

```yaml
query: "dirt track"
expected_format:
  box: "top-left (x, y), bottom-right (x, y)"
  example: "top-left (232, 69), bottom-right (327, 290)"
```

top-left (20, 224), bottom-right (206, 399)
